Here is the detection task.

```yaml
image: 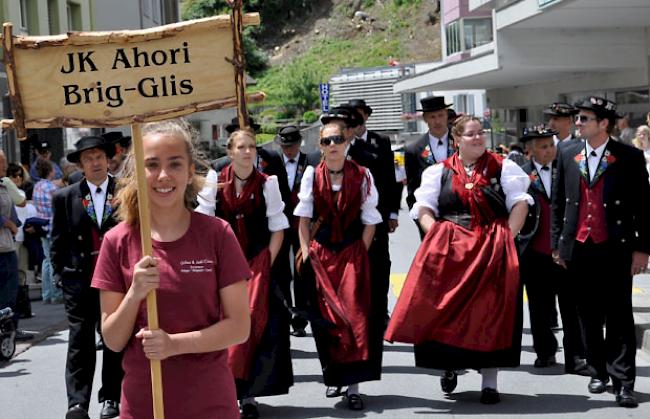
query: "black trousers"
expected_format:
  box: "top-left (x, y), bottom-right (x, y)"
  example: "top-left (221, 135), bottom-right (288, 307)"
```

top-left (569, 240), bottom-right (636, 389)
top-left (62, 274), bottom-right (123, 409)
top-left (521, 250), bottom-right (586, 370)
top-left (278, 227), bottom-right (309, 330)
top-left (369, 222), bottom-right (391, 319)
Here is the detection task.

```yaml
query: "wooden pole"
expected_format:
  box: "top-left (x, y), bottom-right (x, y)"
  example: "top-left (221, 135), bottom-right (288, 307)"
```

top-left (131, 123), bottom-right (165, 419)
top-left (230, 0), bottom-right (249, 130)
top-left (2, 23), bottom-right (27, 139)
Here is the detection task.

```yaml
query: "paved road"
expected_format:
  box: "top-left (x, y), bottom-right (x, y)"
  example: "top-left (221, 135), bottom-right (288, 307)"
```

top-left (2, 206), bottom-right (650, 418)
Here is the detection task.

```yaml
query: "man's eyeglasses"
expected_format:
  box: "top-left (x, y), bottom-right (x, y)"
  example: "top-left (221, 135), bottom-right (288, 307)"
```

top-left (320, 135), bottom-right (346, 146)
top-left (575, 115), bottom-right (597, 123)
top-left (462, 130), bottom-right (485, 138)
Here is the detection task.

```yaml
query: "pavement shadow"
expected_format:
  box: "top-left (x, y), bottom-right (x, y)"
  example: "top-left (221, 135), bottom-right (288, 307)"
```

top-left (633, 306), bottom-right (650, 313)
top-left (635, 365), bottom-right (650, 377)
top-left (290, 349), bottom-right (319, 359)
top-left (382, 365), bottom-right (438, 376)
top-left (293, 373), bottom-right (324, 384)
top-left (382, 344), bottom-right (414, 353)
top-left (445, 392), bottom-right (617, 414)
top-left (35, 336), bottom-right (68, 347)
top-left (0, 358), bottom-right (29, 369)
top-left (505, 363), bottom-right (568, 376)
top-left (0, 368), bottom-right (30, 378)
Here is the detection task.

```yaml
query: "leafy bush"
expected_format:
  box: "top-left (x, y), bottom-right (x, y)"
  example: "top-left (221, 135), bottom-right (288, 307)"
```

top-left (303, 111), bottom-right (318, 124)
top-left (260, 122), bottom-right (278, 135)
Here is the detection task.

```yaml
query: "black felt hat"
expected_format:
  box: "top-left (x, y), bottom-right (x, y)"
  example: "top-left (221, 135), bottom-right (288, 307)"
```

top-left (320, 105), bottom-right (364, 128)
top-left (575, 96), bottom-right (622, 119)
top-left (101, 131), bottom-right (132, 148)
top-left (417, 96), bottom-right (452, 113)
top-left (543, 102), bottom-right (579, 118)
top-left (225, 116), bottom-right (261, 134)
top-left (66, 136), bottom-right (116, 163)
top-left (348, 99), bottom-right (373, 117)
top-left (275, 125), bottom-right (302, 146)
top-left (520, 126), bottom-right (558, 143)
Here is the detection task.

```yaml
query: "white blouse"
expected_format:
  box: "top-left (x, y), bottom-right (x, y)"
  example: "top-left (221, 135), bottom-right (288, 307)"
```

top-left (195, 169), bottom-right (289, 232)
top-left (293, 165), bottom-right (383, 225)
top-left (410, 158), bottom-right (533, 219)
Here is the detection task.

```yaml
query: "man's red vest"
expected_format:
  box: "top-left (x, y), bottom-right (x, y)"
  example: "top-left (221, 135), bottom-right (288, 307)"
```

top-left (576, 177), bottom-right (608, 243)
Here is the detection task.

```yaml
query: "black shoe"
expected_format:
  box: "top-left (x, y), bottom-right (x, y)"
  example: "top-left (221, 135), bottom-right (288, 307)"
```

top-left (588, 377), bottom-right (608, 394)
top-left (65, 404), bottom-right (90, 419)
top-left (440, 370), bottom-right (458, 394)
top-left (15, 330), bottom-right (34, 342)
top-left (480, 388), bottom-right (501, 404)
top-left (534, 355), bottom-right (557, 368)
top-left (346, 393), bottom-right (364, 410)
top-left (325, 386), bottom-right (343, 398)
top-left (615, 387), bottom-right (638, 408)
top-left (99, 400), bottom-right (119, 419)
top-left (567, 358), bottom-right (590, 376)
top-left (241, 403), bottom-right (259, 419)
top-left (290, 327), bottom-right (306, 337)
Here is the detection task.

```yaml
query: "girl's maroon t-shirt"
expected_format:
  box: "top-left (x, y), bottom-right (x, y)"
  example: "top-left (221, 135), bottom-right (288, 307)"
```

top-left (92, 212), bottom-right (251, 419)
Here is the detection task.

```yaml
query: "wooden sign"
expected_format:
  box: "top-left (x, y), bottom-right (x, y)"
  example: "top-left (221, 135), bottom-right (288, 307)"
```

top-left (1, 14), bottom-right (263, 138)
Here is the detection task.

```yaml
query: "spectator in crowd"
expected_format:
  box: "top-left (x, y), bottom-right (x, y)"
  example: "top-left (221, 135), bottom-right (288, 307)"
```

top-left (29, 140), bottom-right (63, 184)
top-left (33, 159), bottom-right (62, 304)
top-left (3, 163), bottom-right (27, 208)
top-left (632, 125), bottom-right (650, 182)
top-left (616, 114), bottom-right (635, 146)
top-left (507, 143), bottom-right (527, 166)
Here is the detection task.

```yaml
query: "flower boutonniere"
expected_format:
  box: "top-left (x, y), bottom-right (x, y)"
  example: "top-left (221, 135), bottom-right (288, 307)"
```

top-left (574, 148), bottom-right (588, 180)
top-left (529, 170), bottom-right (539, 182)
top-left (421, 144), bottom-right (434, 165)
top-left (604, 150), bottom-right (616, 165)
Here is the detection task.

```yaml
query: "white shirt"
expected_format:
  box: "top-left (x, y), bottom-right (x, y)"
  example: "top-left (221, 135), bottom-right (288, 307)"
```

top-left (87, 177), bottom-right (109, 227)
top-left (293, 166), bottom-right (383, 225)
top-left (283, 153), bottom-right (299, 190)
top-left (585, 140), bottom-right (609, 182)
top-left (195, 169), bottom-right (289, 232)
top-left (532, 159), bottom-right (552, 199)
top-left (411, 158), bottom-right (533, 219)
top-left (553, 133), bottom-right (574, 147)
top-left (428, 131), bottom-right (450, 163)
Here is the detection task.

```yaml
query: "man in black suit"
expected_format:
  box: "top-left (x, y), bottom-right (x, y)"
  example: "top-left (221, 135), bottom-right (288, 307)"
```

top-left (405, 96), bottom-right (455, 213)
top-left (544, 102), bottom-right (580, 147)
top-left (268, 126), bottom-right (320, 336)
top-left (51, 137), bottom-right (123, 419)
top-left (552, 96), bottom-right (650, 408)
top-left (518, 127), bottom-right (587, 375)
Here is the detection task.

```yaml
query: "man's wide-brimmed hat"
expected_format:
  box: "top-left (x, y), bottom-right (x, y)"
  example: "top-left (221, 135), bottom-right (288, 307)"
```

top-left (543, 102), bottom-right (579, 118)
top-left (66, 136), bottom-right (116, 163)
top-left (275, 125), bottom-right (302, 146)
top-left (101, 131), bottom-right (132, 148)
top-left (348, 99), bottom-right (373, 117)
top-left (520, 125), bottom-right (558, 143)
top-left (575, 96), bottom-right (623, 119)
top-left (417, 96), bottom-right (452, 113)
top-left (320, 105), bottom-right (364, 128)
top-left (225, 116), bottom-right (261, 134)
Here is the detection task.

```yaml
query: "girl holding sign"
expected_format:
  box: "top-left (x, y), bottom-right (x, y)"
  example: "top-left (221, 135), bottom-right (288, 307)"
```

top-left (92, 119), bottom-right (251, 419)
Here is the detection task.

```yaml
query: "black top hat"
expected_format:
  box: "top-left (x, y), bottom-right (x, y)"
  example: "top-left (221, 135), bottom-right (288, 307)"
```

top-left (321, 105), bottom-right (363, 128)
top-left (348, 99), bottom-right (373, 117)
top-left (520, 125), bottom-right (558, 143)
top-left (101, 131), bottom-right (132, 148)
top-left (417, 96), bottom-right (452, 113)
top-left (275, 125), bottom-right (302, 146)
top-left (543, 102), bottom-right (579, 118)
top-left (575, 96), bottom-right (622, 119)
top-left (225, 116), bottom-right (261, 134)
top-left (35, 140), bottom-right (51, 151)
top-left (66, 136), bottom-right (116, 163)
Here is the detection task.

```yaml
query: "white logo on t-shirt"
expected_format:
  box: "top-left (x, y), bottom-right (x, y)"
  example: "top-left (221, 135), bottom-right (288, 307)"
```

top-left (179, 259), bottom-right (214, 274)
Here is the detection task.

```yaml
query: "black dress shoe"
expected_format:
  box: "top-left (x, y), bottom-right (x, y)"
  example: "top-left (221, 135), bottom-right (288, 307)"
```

top-left (65, 404), bottom-right (90, 419)
top-left (346, 393), bottom-right (364, 410)
top-left (566, 358), bottom-right (590, 376)
top-left (325, 386), bottom-right (343, 398)
top-left (480, 388), bottom-right (501, 404)
top-left (534, 355), bottom-right (557, 368)
top-left (440, 370), bottom-right (458, 394)
top-left (241, 403), bottom-right (259, 419)
top-left (616, 387), bottom-right (638, 408)
top-left (588, 377), bottom-right (608, 394)
top-left (100, 400), bottom-right (119, 419)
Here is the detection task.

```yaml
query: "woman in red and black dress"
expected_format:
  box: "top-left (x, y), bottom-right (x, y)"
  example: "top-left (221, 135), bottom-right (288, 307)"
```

top-left (386, 116), bottom-right (531, 404)
top-left (294, 122), bottom-right (382, 411)
top-left (196, 129), bottom-right (291, 419)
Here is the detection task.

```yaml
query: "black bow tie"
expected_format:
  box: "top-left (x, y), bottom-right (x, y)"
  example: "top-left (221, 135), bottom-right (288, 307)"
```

top-left (541, 166), bottom-right (550, 171)
top-left (288, 159), bottom-right (296, 164)
top-left (590, 150), bottom-right (597, 157)
top-left (438, 140), bottom-right (444, 146)
top-left (96, 187), bottom-right (102, 194)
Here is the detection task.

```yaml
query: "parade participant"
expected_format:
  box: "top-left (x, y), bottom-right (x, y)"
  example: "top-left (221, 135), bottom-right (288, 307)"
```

top-left (270, 125), bottom-right (319, 337)
top-left (92, 119), bottom-right (251, 419)
top-left (50, 136), bottom-right (122, 419)
top-left (552, 97), bottom-right (650, 408)
top-left (404, 96), bottom-right (455, 211)
top-left (518, 127), bottom-right (588, 375)
top-left (294, 122), bottom-right (382, 411)
top-left (102, 131), bottom-right (132, 178)
top-left (196, 129), bottom-right (292, 419)
top-left (544, 102), bottom-right (580, 146)
top-left (347, 99), bottom-right (400, 325)
top-left (386, 116), bottom-right (531, 405)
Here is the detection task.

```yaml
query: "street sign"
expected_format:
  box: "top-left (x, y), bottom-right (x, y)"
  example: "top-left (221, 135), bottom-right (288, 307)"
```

top-left (319, 83), bottom-right (330, 113)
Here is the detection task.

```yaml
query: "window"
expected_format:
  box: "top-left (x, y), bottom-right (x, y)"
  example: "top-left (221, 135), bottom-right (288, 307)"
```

top-left (48, 0), bottom-right (60, 34)
top-left (152, 0), bottom-right (161, 24)
top-left (464, 18), bottom-right (493, 50)
top-left (446, 21), bottom-right (461, 56)
top-left (19, 0), bottom-right (29, 29)
top-left (67, 2), bottom-right (82, 31)
top-left (142, 0), bottom-right (151, 18)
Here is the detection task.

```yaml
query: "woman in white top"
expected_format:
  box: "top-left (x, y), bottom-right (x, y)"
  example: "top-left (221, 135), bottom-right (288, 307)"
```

top-left (632, 125), bottom-right (650, 182)
top-left (294, 122), bottom-right (382, 411)
top-left (195, 129), bottom-right (291, 419)
top-left (386, 116), bottom-right (532, 405)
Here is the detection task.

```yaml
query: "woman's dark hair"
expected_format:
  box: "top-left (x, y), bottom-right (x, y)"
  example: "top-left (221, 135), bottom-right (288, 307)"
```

top-left (7, 163), bottom-right (24, 179)
top-left (35, 158), bottom-right (53, 180)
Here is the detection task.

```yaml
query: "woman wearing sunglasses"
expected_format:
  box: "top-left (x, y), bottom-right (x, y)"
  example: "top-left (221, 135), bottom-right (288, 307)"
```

top-left (294, 122), bottom-right (382, 411)
top-left (386, 115), bottom-right (531, 404)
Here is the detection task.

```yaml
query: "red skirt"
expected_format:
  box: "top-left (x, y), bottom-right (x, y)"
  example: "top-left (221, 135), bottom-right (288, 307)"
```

top-left (309, 239), bottom-right (371, 364)
top-left (228, 248), bottom-right (271, 380)
top-left (385, 219), bottom-right (520, 352)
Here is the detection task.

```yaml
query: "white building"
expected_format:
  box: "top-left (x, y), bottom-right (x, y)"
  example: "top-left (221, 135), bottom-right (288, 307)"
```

top-left (394, 0), bottom-right (650, 145)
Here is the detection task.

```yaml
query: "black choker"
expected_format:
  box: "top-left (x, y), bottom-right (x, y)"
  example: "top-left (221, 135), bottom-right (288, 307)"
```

top-left (235, 173), bottom-right (251, 182)
top-left (328, 168), bottom-right (344, 175)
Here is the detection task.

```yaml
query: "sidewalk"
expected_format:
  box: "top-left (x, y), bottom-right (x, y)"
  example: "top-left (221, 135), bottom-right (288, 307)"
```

top-left (15, 300), bottom-right (67, 357)
top-left (633, 274), bottom-right (650, 355)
